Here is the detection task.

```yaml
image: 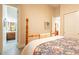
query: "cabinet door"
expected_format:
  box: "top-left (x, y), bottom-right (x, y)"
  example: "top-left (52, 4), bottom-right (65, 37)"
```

top-left (64, 11), bottom-right (79, 39)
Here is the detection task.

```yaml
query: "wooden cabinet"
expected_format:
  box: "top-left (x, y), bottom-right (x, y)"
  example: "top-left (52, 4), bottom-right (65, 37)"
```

top-left (7, 32), bottom-right (15, 40)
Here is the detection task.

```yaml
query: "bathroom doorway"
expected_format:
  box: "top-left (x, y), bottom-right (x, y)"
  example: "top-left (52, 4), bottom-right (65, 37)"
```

top-left (2, 5), bottom-right (19, 54)
top-left (52, 16), bottom-right (60, 36)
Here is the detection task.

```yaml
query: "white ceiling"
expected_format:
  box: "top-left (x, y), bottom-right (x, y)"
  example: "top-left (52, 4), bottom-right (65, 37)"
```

top-left (7, 4), bottom-right (60, 8)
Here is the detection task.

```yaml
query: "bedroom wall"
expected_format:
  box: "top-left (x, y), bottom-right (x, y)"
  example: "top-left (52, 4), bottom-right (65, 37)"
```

top-left (53, 6), bottom-right (60, 17)
top-left (21, 5), bottom-right (54, 34)
top-left (60, 4), bottom-right (79, 35)
top-left (17, 4), bottom-right (54, 46)
top-left (17, 5), bottom-right (26, 48)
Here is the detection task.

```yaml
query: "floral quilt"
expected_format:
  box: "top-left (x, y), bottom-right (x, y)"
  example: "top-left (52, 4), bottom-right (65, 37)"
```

top-left (33, 38), bottom-right (79, 55)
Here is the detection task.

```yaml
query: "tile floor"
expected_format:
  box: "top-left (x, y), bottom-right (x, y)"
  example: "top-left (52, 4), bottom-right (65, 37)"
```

top-left (1, 40), bottom-right (23, 55)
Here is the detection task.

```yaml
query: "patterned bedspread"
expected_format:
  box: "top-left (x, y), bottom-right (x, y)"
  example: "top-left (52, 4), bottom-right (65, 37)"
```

top-left (33, 38), bottom-right (79, 55)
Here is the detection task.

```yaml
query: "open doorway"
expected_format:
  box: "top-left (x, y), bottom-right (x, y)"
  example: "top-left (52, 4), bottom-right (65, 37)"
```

top-left (2, 5), bottom-right (18, 54)
top-left (52, 16), bottom-right (60, 36)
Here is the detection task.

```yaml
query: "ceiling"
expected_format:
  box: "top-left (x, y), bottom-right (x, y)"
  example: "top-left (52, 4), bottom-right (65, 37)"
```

top-left (7, 4), bottom-right (60, 8)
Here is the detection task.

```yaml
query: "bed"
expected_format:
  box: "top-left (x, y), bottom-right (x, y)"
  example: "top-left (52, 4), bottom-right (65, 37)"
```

top-left (21, 36), bottom-right (79, 55)
top-left (21, 36), bottom-right (63, 55)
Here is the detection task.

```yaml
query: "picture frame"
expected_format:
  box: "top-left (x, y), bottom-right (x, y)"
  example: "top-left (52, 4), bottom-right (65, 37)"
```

top-left (44, 21), bottom-right (50, 30)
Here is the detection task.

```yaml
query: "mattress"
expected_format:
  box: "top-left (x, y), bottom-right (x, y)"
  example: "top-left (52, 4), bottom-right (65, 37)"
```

top-left (21, 36), bottom-right (64, 55)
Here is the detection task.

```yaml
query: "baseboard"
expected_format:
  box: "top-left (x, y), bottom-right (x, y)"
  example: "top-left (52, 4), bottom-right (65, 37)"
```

top-left (18, 43), bottom-right (25, 49)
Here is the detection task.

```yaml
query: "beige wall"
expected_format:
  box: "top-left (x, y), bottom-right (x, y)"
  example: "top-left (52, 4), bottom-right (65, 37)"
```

top-left (53, 6), bottom-right (60, 17)
top-left (18, 5), bottom-right (54, 46)
top-left (60, 4), bottom-right (79, 35)
top-left (0, 5), bottom-right (2, 53)
top-left (17, 5), bottom-right (26, 48)
top-left (21, 5), bottom-right (54, 34)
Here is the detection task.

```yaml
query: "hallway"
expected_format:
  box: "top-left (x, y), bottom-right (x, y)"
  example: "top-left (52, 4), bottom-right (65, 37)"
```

top-left (1, 40), bottom-right (23, 55)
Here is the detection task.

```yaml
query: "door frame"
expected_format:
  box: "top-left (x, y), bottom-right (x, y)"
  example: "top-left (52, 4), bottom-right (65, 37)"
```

top-left (2, 4), bottom-right (18, 50)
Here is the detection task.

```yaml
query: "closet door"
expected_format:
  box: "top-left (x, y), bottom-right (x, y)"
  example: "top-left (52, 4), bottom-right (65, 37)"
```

top-left (64, 11), bottom-right (79, 39)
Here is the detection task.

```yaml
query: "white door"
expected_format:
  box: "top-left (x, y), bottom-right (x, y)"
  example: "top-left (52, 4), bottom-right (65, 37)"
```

top-left (64, 11), bottom-right (79, 39)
